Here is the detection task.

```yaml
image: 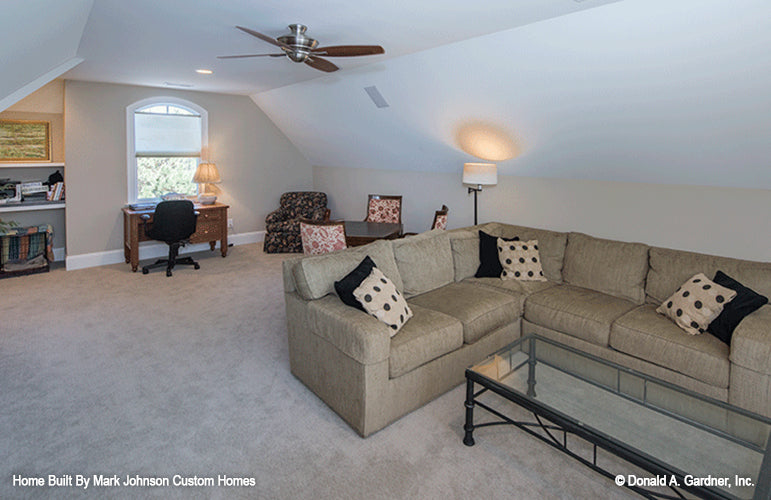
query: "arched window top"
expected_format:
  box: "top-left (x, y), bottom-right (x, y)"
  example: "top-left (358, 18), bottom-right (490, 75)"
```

top-left (135, 103), bottom-right (199, 116)
top-left (127, 96), bottom-right (207, 117)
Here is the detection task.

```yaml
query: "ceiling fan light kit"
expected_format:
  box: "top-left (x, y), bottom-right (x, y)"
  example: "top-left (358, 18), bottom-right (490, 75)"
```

top-left (219, 24), bottom-right (385, 73)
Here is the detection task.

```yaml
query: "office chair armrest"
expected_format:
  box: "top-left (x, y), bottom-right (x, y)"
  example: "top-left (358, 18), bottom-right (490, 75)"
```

top-left (140, 213), bottom-right (151, 234)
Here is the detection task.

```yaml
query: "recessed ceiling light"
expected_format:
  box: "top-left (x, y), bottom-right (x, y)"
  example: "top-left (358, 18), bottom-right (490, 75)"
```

top-left (196, 69), bottom-right (213, 75)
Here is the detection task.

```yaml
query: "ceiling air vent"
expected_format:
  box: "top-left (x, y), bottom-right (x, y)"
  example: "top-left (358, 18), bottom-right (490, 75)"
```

top-left (364, 86), bottom-right (389, 108)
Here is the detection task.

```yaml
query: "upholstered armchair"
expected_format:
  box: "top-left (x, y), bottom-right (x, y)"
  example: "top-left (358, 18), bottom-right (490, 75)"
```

top-left (264, 191), bottom-right (330, 253)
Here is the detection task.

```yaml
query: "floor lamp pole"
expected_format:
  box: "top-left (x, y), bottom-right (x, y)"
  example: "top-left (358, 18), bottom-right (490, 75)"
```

top-left (468, 185), bottom-right (481, 225)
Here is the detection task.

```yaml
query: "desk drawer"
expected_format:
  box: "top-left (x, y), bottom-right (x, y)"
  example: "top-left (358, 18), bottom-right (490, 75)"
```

top-left (191, 222), bottom-right (221, 242)
top-left (198, 210), bottom-right (223, 222)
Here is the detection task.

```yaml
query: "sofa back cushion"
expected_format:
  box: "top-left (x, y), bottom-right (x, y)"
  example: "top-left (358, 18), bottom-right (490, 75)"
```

top-left (486, 223), bottom-right (568, 282)
top-left (563, 232), bottom-right (650, 304)
top-left (292, 239), bottom-right (403, 301)
top-left (647, 247), bottom-right (771, 305)
top-left (448, 228), bottom-right (480, 282)
top-left (392, 229), bottom-right (454, 297)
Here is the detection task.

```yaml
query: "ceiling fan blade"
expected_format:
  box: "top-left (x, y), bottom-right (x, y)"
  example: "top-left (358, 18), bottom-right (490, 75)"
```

top-left (312, 45), bottom-right (385, 57)
top-left (236, 26), bottom-right (288, 48)
top-left (305, 56), bottom-right (339, 73)
top-left (217, 53), bottom-right (285, 59)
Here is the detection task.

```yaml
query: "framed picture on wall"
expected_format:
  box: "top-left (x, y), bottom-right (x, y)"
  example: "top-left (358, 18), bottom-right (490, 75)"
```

top-left (0, 120), bottom-right (51, 162)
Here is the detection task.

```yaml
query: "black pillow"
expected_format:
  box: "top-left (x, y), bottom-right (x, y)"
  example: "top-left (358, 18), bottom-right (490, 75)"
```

top-left (334, 256), bottom-right (376, 311)
top-left (707, 271), bottom-right (768, 344)
top-left (474, 230), bottom-right (520, 278)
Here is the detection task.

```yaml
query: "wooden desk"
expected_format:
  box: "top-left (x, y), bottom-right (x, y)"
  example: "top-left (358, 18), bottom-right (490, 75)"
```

top-left (123, 202), bottom-right (229, 272)
top-left (345, 221), bottom-right (403, 247)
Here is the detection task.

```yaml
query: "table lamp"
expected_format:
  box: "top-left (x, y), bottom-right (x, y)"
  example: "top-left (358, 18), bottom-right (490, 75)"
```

top-left (462, 162), bottom-right (497, 225)
top-left (193, 161), bottom-right (221, 205)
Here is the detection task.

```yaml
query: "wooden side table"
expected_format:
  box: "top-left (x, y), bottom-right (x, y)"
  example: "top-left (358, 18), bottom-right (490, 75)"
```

top-left (123, 202), bottom-right (229, 272)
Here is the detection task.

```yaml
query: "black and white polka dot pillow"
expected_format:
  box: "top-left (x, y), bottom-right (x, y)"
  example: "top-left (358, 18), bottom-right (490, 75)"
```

top-left (497, 238), bottom-right (547, 282)
top-left (353, 267), bottom-right (413, 336)
top-left (656, 273), bottom-right (737, 335)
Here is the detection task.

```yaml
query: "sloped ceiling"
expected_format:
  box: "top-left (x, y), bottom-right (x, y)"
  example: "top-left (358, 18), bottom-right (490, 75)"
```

top-left (0, 0), bottom-right (92, 111)
top-left (66, 0), bottom-right (618, 94)
top-left (254, 0), bottom-right (771, 190)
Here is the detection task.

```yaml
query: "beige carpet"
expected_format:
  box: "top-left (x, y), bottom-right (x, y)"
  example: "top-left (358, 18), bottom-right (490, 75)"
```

top-left (1, 244), bottom-right (635, 499)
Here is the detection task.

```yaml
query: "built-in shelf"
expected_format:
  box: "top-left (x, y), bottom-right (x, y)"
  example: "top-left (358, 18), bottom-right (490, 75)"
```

top-left (0, 201), bottom-right (65, 213)
top-left (0, 162), bottom-right (65, 169)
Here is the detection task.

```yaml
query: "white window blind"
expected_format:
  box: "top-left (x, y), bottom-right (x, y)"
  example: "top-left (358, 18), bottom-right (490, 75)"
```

top-left (134, 113), bottom-right (202, 157)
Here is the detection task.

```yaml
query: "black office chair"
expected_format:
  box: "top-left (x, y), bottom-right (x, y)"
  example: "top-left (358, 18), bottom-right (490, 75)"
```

top-left (141, 200), bottom-right (201, 277)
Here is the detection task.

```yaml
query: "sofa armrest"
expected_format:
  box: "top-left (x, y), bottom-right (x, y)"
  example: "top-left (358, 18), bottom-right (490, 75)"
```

top-left (729, 305), bottom-right (771, 375)
top-left (306, 296), bottom-right (391, 365)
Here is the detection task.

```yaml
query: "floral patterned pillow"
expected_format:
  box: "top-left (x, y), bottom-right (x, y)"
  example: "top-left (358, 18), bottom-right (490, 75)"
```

top-left (367, 199), bottom-right (401, 223)
top-left (300, 222), bottom-right (347, 255)
top-left (433, 214), bottom-right (448, 230)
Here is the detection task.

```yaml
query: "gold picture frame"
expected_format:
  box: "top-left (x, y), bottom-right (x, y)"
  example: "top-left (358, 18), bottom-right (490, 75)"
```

top-left (0, 120), bottom-right (51, 162)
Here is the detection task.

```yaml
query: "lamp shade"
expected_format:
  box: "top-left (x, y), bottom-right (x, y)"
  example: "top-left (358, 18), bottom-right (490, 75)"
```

top-left (462, 163), bottom-right (497, 186)
top-left (192, 162), bottom-right (221, 184)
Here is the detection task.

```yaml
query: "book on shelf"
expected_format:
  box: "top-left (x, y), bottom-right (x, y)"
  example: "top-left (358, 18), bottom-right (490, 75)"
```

top-left (46, 182), bottom-right (65, 202)
top-left (21, 181), bottom-right (47, 195)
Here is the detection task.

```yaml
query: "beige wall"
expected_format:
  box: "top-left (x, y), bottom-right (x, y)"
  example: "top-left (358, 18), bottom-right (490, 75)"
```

top-left (64, 80), bottom-right (313, 256)
top-left (313, 165), bottom-right (771, 262)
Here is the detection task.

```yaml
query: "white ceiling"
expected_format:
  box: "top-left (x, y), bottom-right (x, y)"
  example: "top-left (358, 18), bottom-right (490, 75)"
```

top-left (255, 0), bottom-right (771, 190)
top-left (64, 0), bottom-right (619, 94)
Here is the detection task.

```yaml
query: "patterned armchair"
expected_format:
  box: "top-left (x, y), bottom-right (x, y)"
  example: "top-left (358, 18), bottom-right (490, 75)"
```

top-left (264, 192), bottom-right (330, 253)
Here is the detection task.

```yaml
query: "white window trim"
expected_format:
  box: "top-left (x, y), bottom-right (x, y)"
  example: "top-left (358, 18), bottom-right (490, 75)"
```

top-left (126, 96), bottom-right (209, 203)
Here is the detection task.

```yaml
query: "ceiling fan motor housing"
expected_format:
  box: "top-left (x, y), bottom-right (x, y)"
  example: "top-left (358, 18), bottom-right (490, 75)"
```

top-left (278, 24), bottom-right (318, 62)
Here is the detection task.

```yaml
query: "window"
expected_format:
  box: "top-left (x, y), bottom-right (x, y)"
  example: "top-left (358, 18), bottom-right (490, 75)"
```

top-left (126, 97), bottom-right (208, 202)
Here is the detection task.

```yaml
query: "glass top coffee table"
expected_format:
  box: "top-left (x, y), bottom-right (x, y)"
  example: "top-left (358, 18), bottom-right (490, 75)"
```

top-left (463, 335), bottom-right (771, 500)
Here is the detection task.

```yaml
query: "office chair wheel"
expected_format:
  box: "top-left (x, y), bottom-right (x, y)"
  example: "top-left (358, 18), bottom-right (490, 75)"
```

top-left (142, 268), bottom-right (149, 274)
top-left (166, 269), bottom-right (172, 277)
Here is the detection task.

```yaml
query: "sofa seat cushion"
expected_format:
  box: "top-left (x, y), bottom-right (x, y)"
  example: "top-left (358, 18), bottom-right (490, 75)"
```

top-left (389, 304), bottom-right (464, 378)
top-left (464, 277), bottom-right (557, 297)
top-left (408, 283), bottom-right (522, 344)
top-left (610, 305), bottom-right (730, 388)
top-left (524, 284), bottom-right (638, 346)
top-left (730, 305), bottom-right (771, 375)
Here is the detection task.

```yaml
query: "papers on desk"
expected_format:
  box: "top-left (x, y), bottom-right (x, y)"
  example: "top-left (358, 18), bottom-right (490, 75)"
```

top-left (128, 202), bottom-right (158, 211)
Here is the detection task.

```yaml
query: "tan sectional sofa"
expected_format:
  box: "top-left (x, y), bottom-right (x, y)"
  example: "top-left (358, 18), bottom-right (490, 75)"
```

top-left (282, 222), bottom-right (771, 437)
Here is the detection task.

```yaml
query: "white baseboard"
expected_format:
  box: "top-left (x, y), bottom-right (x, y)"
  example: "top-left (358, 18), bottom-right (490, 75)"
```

top-left (65, 231), bottom-right (264, 271)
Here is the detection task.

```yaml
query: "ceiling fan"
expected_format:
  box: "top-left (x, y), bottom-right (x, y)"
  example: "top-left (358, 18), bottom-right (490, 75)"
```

top-left (218, 24), bottom-right (385, 73)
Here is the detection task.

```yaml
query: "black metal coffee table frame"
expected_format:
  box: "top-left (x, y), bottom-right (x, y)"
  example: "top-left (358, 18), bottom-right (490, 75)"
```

top-left (463, 335), bottom-right (771, 500)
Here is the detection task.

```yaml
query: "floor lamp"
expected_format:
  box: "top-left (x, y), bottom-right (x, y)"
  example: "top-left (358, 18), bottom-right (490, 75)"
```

top-left (462, 163), bottom-right (497, 225)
